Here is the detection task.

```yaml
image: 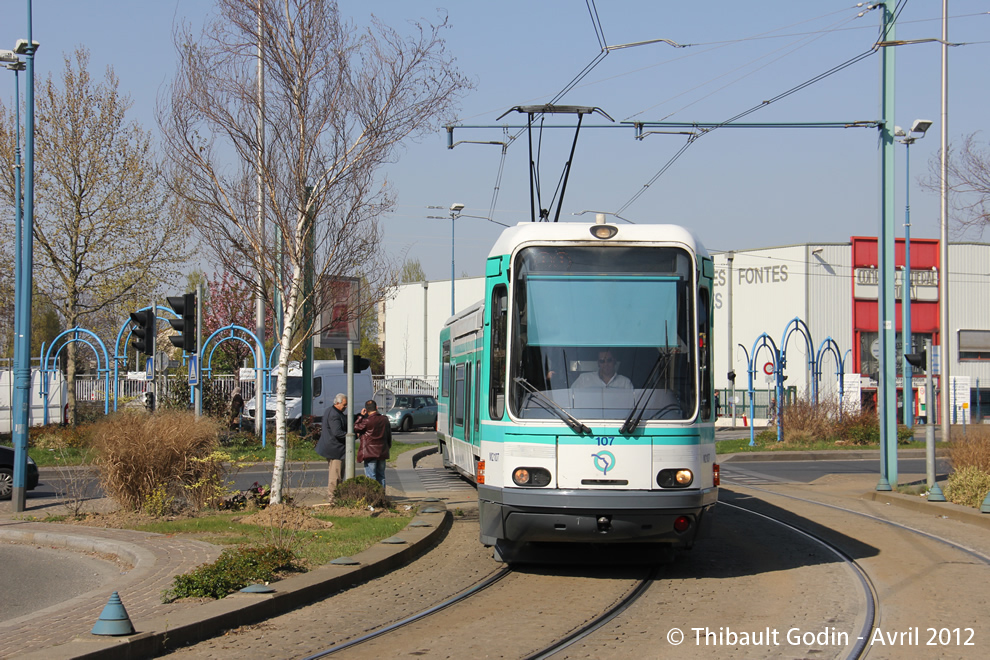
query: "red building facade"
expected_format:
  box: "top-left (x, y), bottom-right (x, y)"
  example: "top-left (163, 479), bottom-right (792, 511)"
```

top-left (850, 236), bottom-right (940, 385)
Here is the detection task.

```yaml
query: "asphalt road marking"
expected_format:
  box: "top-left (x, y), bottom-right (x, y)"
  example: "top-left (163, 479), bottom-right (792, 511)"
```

top-left (415, 467), bottom-right (475, 492)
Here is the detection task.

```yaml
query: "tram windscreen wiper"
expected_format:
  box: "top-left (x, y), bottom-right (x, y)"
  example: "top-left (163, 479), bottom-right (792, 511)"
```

top-left (514, 378), bottom-right (591, 434)
top-left (621, 324), bottom-right (672, 434)
top-left (620, 354), bottom-right (666, 434)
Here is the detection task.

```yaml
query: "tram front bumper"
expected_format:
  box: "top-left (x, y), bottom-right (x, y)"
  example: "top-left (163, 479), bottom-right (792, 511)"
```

top-left (478, 484), bottom-right (716, 546)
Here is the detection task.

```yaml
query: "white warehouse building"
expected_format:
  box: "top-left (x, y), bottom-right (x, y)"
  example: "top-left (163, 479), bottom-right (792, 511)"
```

top-left (382, 236), bottom-right (990, 423)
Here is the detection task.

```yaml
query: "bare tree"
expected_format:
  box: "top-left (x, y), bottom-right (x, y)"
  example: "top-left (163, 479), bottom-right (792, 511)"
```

top-left (160, 0), bottom-right (469, 503)
top-left (924, 133), bottom-right (990, 238)
top-left (0, 48), bottom-right (189, 421)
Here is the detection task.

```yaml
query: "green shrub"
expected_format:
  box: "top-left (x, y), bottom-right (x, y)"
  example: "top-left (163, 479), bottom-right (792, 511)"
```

top-left (143, 483), bottom-right (176, 518)
top-left (334, 476), bottom-right (391, 509)
top-left (162, 545), bottom-right (298, 602)
top-left (159, 377), bottom-right (229, 419)
top-left (944, 465), bottom-right (990, 509)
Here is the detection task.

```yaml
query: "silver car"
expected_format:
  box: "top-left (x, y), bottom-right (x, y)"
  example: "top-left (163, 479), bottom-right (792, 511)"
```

top-left (385, 394), bottom-right (438, 432)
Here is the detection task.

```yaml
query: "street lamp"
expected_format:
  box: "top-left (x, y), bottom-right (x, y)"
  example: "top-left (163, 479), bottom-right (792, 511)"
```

top-left (894, 118), bottom-right (932, 429)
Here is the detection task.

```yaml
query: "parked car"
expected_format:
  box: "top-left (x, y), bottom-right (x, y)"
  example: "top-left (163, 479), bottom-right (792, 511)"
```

top-left (385, 393), bottom-right (438, 432)
top-left (0, 445), bottom-right (39, 500)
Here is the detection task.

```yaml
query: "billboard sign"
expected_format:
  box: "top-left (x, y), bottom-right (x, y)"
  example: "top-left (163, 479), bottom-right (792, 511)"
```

top-left (314, 277), bottom-right (361, 350)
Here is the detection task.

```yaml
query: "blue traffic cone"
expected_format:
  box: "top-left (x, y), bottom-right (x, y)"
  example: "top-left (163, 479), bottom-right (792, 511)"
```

top-left (91, 591), bottom-right (135, 636)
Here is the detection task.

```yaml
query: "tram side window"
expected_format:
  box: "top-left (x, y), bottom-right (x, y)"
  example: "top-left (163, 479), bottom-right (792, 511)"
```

top-left (454, 364), bottom-right (466, 427)
top-left (489, 285), bottom-right (508, 420)
top-left (441, 341), bottom-right (450, 397)
top-left (699, 287), bottom-right (712, 420)
top-left (474, 359), bottom-right (481, 435)
top-left (463, 363), bottom-right (472, 442)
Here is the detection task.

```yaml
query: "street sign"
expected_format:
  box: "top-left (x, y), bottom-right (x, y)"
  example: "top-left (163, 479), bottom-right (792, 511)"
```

top-left (144, 357), bottom-right (154, 381)
top-left (932, 345), bottom-right (941, 375)
top-left (239, 367), bottom-right (256, 381)
top-left (188, 355), bottom-right (199, 386)
top-left (155, 351), bottom-right (169, 373)
top-left (374, 387), bottom-right (395, 413)
top-left (127, 371), bottom-right (147, 381)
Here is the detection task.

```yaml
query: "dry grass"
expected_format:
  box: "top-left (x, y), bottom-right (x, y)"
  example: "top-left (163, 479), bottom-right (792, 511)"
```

top-left (948, 426), bottom-right (990, 472)
top-left (775, 396), bottom-right (914, 446)
top-left (92, 410), bottom-right (224, 512)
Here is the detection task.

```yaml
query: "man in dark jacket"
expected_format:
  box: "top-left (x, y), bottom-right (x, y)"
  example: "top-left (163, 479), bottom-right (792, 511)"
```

top-left (354, 399), bottom-right (392, 488)
top-left (315, 393), bottom-right (347, 502)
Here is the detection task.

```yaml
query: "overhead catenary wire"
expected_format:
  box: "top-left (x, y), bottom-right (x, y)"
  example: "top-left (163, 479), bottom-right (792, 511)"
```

top-left (615, 44), bottom-right (879, 216)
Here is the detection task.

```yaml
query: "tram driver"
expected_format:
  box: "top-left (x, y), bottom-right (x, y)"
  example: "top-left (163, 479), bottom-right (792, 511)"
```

top-left (573, 349), bottom-right (632, 389)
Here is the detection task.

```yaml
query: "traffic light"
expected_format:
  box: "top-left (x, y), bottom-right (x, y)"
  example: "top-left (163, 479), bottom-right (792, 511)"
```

top-left (129, 308), bottom-right (156, 356)
top-left (167, 292), bottom-right (197, 352)
top-left (905, 351), bottom-right (927, 370)
top-left (352, 355), bottom-right (371, 373)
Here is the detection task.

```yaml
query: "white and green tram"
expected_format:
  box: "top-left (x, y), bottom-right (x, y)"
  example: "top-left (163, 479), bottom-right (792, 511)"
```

top-left (438, 217), bottom-right (718, 562)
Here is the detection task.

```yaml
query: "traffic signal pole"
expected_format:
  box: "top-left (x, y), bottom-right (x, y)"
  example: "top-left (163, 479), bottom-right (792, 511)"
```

top-left (345, 339), bottom-right (355, 480)
top-left (195, 282), bottom-right (203, 417)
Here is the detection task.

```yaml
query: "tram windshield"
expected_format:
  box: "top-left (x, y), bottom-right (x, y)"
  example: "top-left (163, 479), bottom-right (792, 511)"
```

top-left (509, 245), bottom-right (697, 422)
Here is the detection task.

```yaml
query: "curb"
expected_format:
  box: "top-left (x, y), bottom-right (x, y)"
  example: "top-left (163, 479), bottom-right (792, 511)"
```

top-left (410, 446), bottom-right (438, 468)
top-left (0, 529), bottom-right (156, 571)
top-left (861, 490), bottom-right (990, 532)
top-left (717, 448), bottom-right (949, 463)
top-left (18, 504), bottom-right (452, 660)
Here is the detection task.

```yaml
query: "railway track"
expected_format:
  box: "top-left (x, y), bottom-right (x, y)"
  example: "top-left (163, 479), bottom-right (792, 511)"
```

top-left (298, 565), bottom-right (658, 659)
top-left (720, 480), bottom-right (990, 660)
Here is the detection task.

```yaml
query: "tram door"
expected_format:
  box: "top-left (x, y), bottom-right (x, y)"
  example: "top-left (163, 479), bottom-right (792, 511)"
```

top-left (452, 362), bottom-right (472, 446)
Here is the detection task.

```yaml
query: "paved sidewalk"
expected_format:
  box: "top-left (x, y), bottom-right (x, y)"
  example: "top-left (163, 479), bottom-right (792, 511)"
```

top-left (0, 520), bottom-right (222, 658)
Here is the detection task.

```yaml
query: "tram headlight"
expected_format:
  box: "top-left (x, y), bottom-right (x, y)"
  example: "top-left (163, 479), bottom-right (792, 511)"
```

top-left (512, 467), bottom-right (551, 487)
top-left (656, 468), bottom-right (694, 488)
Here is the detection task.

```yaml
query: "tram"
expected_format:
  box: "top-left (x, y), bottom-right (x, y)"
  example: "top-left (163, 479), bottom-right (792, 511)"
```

top-left (437, 215), bottom-right (719, 562)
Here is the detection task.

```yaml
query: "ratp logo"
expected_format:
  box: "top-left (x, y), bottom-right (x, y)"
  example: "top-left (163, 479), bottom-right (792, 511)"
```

top-left (592, 451), bottom-right (615, 475)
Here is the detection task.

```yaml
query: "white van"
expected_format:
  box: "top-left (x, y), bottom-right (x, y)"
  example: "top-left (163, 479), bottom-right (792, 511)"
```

top-left (0, 368), bottom-right (67, 433)
top-left (243, 360), bottom-right (374, 429)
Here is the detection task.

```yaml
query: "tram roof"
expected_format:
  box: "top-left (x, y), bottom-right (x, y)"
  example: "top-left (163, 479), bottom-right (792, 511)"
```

top-left (487, 222), bottom-right (709, 260)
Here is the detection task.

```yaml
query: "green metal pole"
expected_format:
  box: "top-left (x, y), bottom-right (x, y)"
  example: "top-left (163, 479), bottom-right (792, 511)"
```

top-left (877, 4), bottom-right (897, 491)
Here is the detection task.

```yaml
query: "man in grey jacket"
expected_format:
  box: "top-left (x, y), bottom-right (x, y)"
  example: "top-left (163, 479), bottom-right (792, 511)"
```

top-left (315, 393), bottom-right (347, 502)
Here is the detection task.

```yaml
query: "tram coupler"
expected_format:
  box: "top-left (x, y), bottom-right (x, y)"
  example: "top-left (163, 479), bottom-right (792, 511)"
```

top-left (596, 515), bottom-right (613, 533)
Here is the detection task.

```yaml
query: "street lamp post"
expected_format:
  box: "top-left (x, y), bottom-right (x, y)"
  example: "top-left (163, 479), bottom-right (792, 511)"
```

top-left (426, 204), bottom-right (506, 316)
top-left (894, 119), bottom-right (932, 429)
top-left (7, 21), bottom-right (38, 512)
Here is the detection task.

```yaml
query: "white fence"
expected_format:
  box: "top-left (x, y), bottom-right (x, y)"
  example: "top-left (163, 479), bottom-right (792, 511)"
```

top-left (70, 373), bottom-right (438, 404)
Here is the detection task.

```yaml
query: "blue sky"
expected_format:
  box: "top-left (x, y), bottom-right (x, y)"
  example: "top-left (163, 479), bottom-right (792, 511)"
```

top-left (2, 1), bottom-right (988, 281)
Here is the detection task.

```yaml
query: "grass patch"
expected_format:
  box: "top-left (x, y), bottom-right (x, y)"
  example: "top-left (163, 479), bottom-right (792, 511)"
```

top-left (717, 435), bottom-right (927, 454)
top-left (26, 446), bottom-right (94, 467)
top-left (131, 508), bottom-right (409, 569)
